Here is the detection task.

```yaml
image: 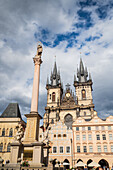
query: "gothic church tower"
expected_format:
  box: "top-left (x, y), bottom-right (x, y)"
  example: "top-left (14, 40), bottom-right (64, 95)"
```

top-left (74, 59), bottom-right (95, 119)
top-left (44, 61), bottom-right (63, 129)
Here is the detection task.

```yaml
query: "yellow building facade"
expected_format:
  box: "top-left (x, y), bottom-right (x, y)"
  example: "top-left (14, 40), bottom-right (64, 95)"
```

top-left (0, 103), bottom-right (25, 162)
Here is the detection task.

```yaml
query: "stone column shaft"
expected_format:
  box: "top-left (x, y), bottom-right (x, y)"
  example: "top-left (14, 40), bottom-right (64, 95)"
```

top-left (31, 57), bottom-right (42, 113)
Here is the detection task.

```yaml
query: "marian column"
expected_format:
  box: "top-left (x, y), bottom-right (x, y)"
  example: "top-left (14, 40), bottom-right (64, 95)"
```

top-left (23, 43), bottom-right (43, 144)
top-left (31, 44), bottom-right (42, 113)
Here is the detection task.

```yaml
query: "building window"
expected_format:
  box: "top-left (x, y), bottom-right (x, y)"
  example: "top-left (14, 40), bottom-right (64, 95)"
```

top-left (96, 134), bottom-right (100, 140)
top-left (52, 92), bottom-right (55, 102)
top-left (58, 134), bottom-right (61, 137)
top-left (50, 94), bottom-right (51, 99)
top-left (96, 126), bottom-right (99, 130)
top-left (40, 135), bottom-right (42, 138)
top-left (51, 119), bottom-right (54, 124)
top-left (9, 128), bottom-right (13, 137)
top-left (60, 146), bottom-right (63, 153)
top-left (104, 145), bottom-right (108, 152)
top-left (76, 127), bottom-right (79, 131)
top-left (76, 135), bottom-right (80, 141)
top-left (101, 126), bottom-right (105, 130)
top-left (53, 147), bottom-right (57, 153)
top-left (88, 127), bottom-right (91, 131)
top-left (102, 134), bottom-right (106, 140)
top-left (88, 134), bottom-right (92, 140)
top-left (82, 89), bottom-right (86, 99)
top-left (66, 146), bottom-right (70, 153)
top-left (63, 134), bottom-right (66, 137)
top-left (111, 145), bottom-right (113, 152)
top-left (54, 134), bottom-right (56, 137)
top-left (97, 146), bottom-right (101, 152)
top-left (0, 143), bottom-right (3, 152)
top-left (109, 134), bottom-right (113, 140)
top-left (7, 143), bottom-right (11, 152)
top-left (83, 134), bottom-right (86, 141)
top-left (82, 127), bottom-right (85, 131)
top-left (77, 146), bottom-right (80, 153)
top-left (108, 126), bottom-right (111, 130)
top-left (2, 128), bottom-right (5, 136)
top-left (83, 146), bottom-right (87, 153)
top-left (89, 146), bottom-right (93, 152)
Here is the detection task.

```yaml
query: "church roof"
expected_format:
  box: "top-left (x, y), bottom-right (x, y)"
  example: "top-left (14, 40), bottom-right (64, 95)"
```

top-left (0, 103), bottom-right (22, 118)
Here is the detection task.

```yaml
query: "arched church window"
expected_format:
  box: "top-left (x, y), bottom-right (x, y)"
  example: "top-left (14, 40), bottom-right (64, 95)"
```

top-left (7, 143), bottom-right (11, 152)
top-left (0, 143), bottom-right (3, 152)
top-left (52, 92), bottom-right (55, 102)
top-left (50, 94), bottom-right (51, 99)
top-left (64, 114), bottom-right (73, 130)
top-left (82, 89), bottom-right (86, 99)
top-left (51, 119), bottom-right (54, 124)
top-left (9, 128), bottom-right (13, 137)
top-left (2, 128), bottom-right (5, 136)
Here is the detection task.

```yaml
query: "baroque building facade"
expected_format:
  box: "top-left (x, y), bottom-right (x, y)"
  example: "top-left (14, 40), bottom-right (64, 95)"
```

top-left (0, 103), bottom-right (25, 162)
top-left (39, 59), bottom-right (113, 168)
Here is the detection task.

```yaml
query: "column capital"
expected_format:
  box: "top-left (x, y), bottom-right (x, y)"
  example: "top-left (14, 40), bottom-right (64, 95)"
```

top-left (33, 57), bottom-right (43, 65)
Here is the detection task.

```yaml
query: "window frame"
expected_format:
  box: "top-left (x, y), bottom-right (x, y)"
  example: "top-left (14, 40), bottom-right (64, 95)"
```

top-left (53, 146), bottom-right (57, 153)
top-left (96, 134), bottom-right (100, 140)
top-left (83, 146), bottom-right (87, 153)
top-left (77, 146), bottom-right (80, 153)
top-left (66, 146), bottom-right (70, 153)
top-left (59, 146), bottom-right (63, 153)
top-left (102, 134), bottom-right (106, 140)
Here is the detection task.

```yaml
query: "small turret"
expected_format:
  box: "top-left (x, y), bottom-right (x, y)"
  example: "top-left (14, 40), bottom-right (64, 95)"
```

top-left (74, 74), bottom-right (76, 82)
top-left (46, 76), bottom-right (49, 86)
top-left (89, 72), bottom-right (92, 81)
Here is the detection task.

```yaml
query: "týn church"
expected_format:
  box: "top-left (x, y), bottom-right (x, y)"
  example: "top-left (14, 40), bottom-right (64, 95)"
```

top-left (0, 44), bottom-right (113, 168)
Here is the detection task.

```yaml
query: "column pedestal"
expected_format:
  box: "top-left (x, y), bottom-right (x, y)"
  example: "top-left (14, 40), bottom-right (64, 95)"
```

top-left (10, 141), bottom-right (23, 163)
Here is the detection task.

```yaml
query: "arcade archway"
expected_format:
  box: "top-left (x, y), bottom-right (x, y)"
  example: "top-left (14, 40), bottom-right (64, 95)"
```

top-left (98, 159), bottom-right (109, 168)
top-left (87, 159), bottom-right (93, 165)
top-left (63, 159), bottom-right (70, 169)
top-left (77, 159), bottom-right (83, 163)
top-left (53, 159), bottom-right (57, 167)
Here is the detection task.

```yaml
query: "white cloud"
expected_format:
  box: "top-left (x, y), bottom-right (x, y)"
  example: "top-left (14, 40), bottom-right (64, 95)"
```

top-left (0, 0), bottom-right (113, 120)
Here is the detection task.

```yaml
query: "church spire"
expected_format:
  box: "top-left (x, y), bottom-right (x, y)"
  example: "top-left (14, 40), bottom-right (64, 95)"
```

top-left (80, 58), bottom-right (84, 76)
top-left (47, 60), bottom-right (62, 88)
top-left (77, 58), bottom-right (90, 82)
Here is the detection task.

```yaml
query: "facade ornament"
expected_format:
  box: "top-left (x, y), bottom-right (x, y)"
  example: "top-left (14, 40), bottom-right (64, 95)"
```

top-left (14, 124), bottom-right (24, 142)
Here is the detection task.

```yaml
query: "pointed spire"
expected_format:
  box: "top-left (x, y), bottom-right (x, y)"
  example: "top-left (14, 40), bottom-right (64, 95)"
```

top-left (74, 74), bottom-right (76, 82)
top-left (53, 61), bottom-right (57, 77)
top-left (46, 76), bottom-right (49, 85)
top-left (89, 72), bottom-right (92, 81)
top-left (85, 66), bottom-right (88, 78)
top-left (49, 60), bottom-right (62, 87)
top-left (80, 58), bottom-right (84, 75)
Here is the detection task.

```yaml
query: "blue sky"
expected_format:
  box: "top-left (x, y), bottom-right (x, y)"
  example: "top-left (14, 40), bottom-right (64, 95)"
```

top-left (0, 0), bottom-right (113, 122)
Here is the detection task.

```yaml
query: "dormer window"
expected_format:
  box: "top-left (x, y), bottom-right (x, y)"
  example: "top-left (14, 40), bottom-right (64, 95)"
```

top-left (52, 92), bottom-right (55, 102)
top-left (82, 89), bottom-right (86, 99)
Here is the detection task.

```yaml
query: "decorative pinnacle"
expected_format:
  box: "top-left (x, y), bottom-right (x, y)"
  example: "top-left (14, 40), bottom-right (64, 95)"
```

top-left (74, 74), bottom-right (76, 82)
